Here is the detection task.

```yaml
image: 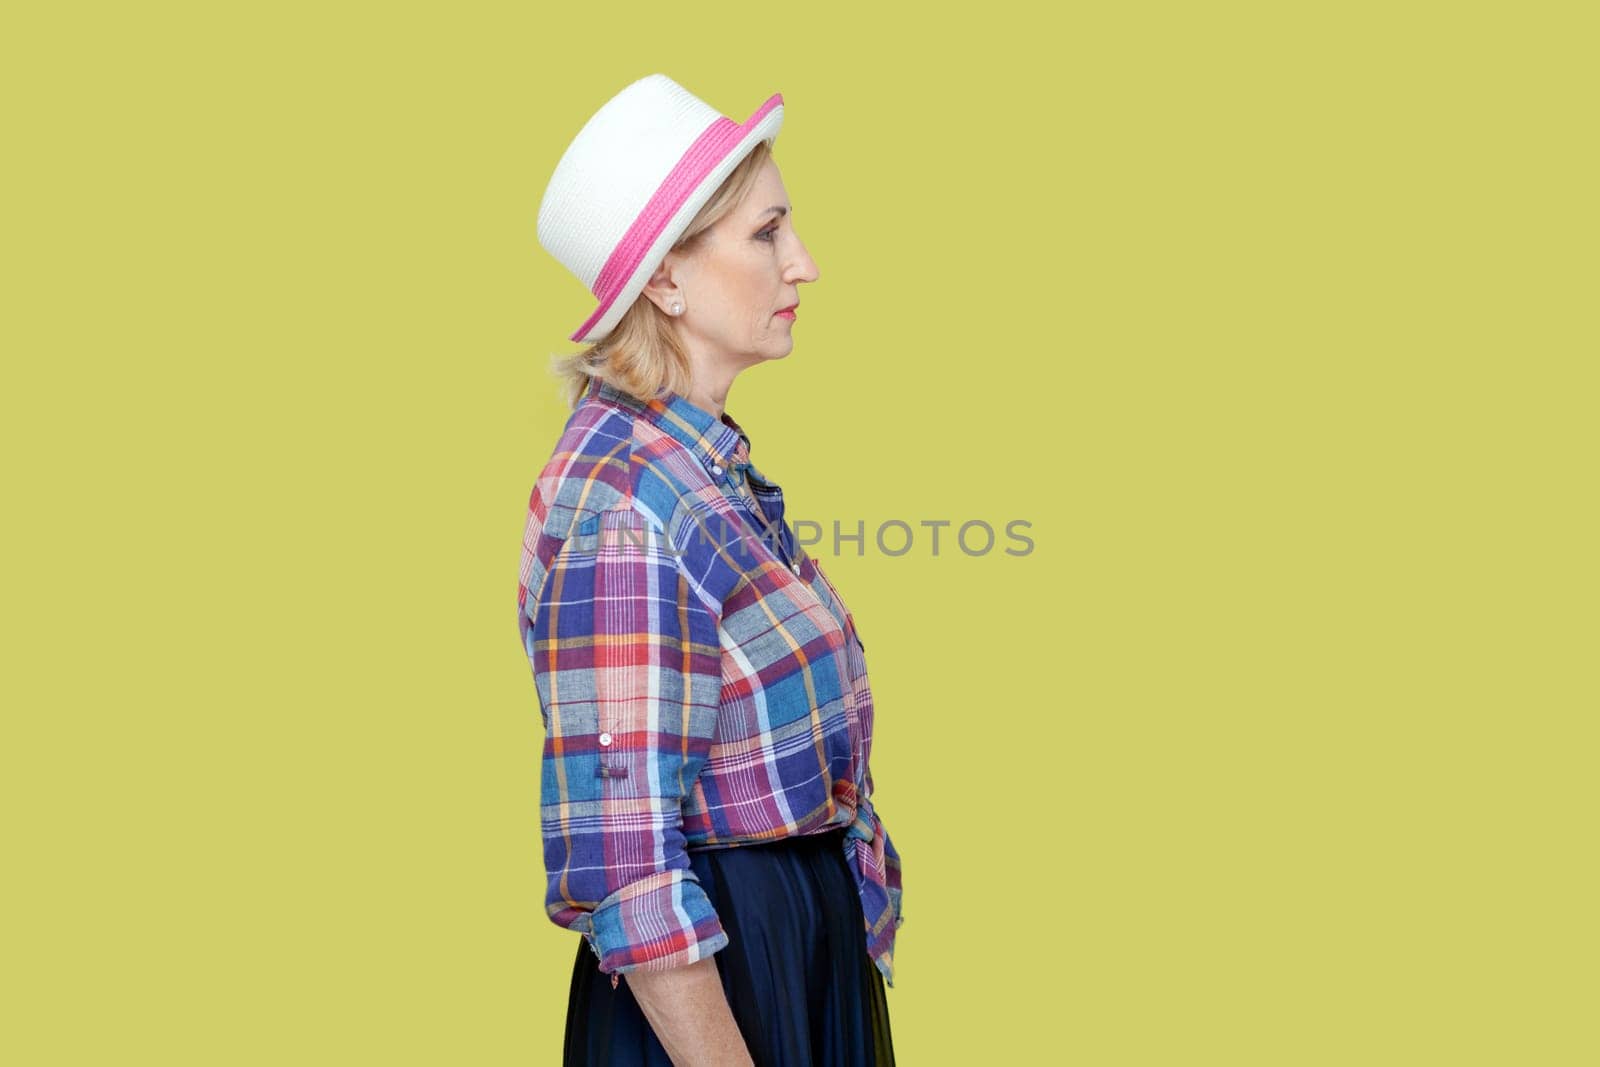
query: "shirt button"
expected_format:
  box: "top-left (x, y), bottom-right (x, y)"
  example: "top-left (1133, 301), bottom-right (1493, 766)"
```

top-left (790, 561), bottom-right (802, 575)
top-left (710, 464), bottom-right (723, 476)
top-left (598, 732), bottom-right (613, 746)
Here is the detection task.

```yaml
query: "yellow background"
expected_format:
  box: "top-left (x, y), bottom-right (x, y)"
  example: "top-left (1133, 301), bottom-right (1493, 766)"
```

top-left (5, 2), bottom-right (1596, 1063)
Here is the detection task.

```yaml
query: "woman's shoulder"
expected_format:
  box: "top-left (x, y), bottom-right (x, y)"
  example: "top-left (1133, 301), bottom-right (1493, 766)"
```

top-left (532, 395), bottom-right (636, 530)
top-left (530, 394), bottom-right (716, 543)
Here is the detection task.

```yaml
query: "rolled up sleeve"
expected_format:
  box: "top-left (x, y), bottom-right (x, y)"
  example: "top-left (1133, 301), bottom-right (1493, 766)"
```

top-left (524, 506), bottom-right (728, 975)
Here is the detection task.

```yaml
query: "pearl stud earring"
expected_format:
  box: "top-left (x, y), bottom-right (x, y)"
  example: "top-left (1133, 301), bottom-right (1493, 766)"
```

top-left (671, 302), bottom-right (683, 315)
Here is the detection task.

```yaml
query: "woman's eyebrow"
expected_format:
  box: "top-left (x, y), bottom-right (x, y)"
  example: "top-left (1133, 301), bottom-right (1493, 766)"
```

top-left (758, 206), bottom-right (791, 220)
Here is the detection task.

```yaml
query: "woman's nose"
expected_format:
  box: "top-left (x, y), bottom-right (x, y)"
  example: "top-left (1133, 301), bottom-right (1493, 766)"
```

top-left (788, 239), bottom-right (820, 284)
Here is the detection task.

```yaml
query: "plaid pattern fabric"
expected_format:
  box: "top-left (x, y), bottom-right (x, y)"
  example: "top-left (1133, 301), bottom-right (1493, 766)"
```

top-left (517, 377), bottom-right (904, 988)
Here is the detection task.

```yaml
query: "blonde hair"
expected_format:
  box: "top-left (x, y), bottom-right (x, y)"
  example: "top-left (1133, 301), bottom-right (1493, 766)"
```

top-left (550, 138), bottom-right (775, 409)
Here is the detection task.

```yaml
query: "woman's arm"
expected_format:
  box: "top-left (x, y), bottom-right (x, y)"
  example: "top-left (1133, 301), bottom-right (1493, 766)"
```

top-left (524, 503), bottom-right (750, 1058)
top-left (627, 956), bottom-right (753, 1066)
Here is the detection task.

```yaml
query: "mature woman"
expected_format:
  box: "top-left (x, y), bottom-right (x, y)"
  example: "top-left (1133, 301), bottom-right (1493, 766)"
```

top-left (517, 74), bottom-right (904, 1066)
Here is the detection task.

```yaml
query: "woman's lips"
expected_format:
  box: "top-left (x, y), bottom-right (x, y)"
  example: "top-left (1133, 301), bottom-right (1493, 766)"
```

top-left (775, 307), bottom-right (797, 320)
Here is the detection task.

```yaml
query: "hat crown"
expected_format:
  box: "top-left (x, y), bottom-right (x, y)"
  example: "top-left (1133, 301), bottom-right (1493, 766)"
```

top-left (537, 75), bottom-right (724, 290)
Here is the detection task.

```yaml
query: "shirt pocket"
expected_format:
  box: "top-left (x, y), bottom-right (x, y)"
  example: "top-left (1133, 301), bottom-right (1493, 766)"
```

top-left (810, 559), bottom-right (865, 653)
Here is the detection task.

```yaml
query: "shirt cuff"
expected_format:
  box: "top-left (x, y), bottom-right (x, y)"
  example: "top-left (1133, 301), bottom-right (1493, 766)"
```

top-left (589, 868), bottom-right (730, 975)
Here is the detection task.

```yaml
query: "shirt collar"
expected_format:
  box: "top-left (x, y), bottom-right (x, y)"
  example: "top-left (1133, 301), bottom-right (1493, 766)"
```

top-left (588, 377), bottom-right (753, 475)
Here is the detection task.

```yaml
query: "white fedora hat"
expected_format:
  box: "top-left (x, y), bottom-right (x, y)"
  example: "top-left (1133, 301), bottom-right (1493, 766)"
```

top-left (536, 74), bottom-right (785, 344)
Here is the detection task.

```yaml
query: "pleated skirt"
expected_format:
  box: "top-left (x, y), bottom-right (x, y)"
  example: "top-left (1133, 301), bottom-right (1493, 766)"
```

top-left (563, 826), bottom-right (896, 1066)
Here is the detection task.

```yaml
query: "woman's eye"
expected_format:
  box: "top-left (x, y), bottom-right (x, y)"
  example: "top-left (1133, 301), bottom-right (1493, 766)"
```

top-left (756, 227), bottom-right (777, 242)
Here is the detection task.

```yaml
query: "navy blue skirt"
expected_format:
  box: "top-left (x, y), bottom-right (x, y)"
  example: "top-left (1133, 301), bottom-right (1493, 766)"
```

top-left (563, 826), bottom-right (896, 1066)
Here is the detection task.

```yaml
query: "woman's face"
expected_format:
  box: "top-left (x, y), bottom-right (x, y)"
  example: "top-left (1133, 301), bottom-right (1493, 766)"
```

top-left (652, 159), bottom-right (820, 371)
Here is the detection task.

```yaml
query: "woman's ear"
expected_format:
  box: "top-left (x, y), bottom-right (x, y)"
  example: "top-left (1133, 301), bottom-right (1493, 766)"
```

top-left (639, 258), bottom-right (683, 316)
